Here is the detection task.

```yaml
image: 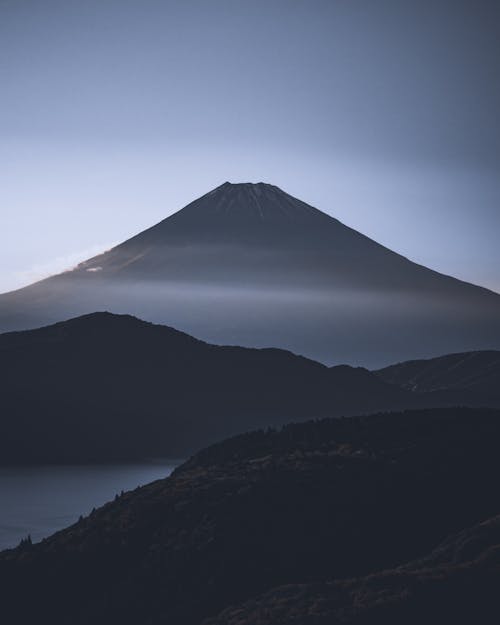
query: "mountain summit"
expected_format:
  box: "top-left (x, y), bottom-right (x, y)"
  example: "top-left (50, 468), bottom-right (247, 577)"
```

top-left (1, 182), bottom-right (499, 366)
top-left (99, 181), bottom-right (372, 250)
top-left (171, 181), bottom-right (324, 223)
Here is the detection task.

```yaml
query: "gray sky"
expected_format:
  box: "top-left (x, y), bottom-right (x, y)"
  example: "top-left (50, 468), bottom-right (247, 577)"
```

top-left (1, 0), bottom-right (499, 294)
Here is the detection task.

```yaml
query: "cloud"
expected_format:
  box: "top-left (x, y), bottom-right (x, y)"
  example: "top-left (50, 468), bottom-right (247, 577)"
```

top-left (9, 244), bottom-right (116, 292)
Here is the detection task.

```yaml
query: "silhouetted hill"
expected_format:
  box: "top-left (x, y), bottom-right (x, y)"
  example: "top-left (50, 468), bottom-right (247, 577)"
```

top-left (207, 515), bottom-right (500, 625)
top-left (0, 312), bottom-right (415, 464)
top-left (1, 182), bottom-right (499, 366)
top-left (2, 407), bottom-right (500, 624)
top-left (376, 350), bottom-right (500, 417)
top-left (376, 350), bottom-right (500, 394)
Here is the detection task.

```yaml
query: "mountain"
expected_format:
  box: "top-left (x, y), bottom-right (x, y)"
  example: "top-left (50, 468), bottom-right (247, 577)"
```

top-left (376, 350), bottom-right (500, 399)
top-left (1, 182), bottom-right (500, 366)
top-left (0, 311), bottom-right (415, 464)
top-left (2, 407), bottom-right (500, 625)
top-left (207, 514), bottom-right (500, 625)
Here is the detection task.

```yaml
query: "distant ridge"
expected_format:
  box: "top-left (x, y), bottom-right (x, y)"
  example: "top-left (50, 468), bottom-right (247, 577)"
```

top-left (0, 311), bottom-right (413, 464)
top-left (2, 312), bottom-right (500, 465)
top-left (1, 182), bottom-right (499, 366)
top-left (376, 350), bottom-right (500, 395)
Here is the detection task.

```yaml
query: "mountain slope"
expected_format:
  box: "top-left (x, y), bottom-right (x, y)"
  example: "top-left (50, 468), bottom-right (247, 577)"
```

top-left (0, 312), bottom-right (414, 464)
top-left (207, 514), bottom-right (500, 625)
top-left (376, 350), bottom-right (500, 396)
top-left (2, 407), bottom-right (500, 625)
top-left (1, 182), bottom-right (499, 366)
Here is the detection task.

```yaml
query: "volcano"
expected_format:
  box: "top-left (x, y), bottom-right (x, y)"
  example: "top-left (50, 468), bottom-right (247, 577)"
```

top-left (1, 182), bottom-right (499, 366)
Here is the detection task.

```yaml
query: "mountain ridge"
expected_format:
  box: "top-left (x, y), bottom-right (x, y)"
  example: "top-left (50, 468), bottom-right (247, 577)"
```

top-left (2, 312), bottom-right (500, 465)
top-left (0, 311), bottom-right (413, 464)
top-left (2, 407), bottom-right (500, 625)
top-left (376, 350), bottom-right (500, 395)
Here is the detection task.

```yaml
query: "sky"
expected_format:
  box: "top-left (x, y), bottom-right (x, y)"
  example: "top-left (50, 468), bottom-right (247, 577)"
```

top-left (1, 0), bottom-right (499, 294)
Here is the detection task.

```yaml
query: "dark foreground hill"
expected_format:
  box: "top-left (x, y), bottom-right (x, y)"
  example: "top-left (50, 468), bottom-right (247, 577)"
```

top-left (207, 514), bottom-right (500, 625)
top-left (2, 407), bottom-right (500, 625)
top-left (2, 182), bottom-right (500, 366)
top-left (0, 311), bottom-right (414, 464)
